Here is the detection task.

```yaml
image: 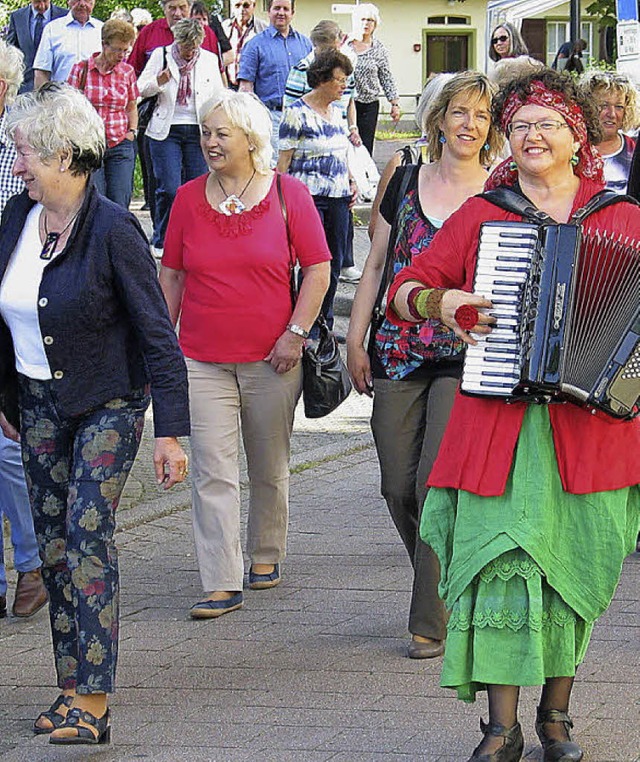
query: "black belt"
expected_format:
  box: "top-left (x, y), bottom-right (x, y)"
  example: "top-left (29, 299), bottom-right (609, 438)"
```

top-left (265, 101), bottom-right (283, 112)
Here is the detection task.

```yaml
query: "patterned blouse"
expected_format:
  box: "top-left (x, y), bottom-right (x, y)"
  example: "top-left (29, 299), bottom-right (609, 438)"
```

top-left (348, 38), bottom-right (398, 104)
top-left (279, 99), bottom-right (350, 198)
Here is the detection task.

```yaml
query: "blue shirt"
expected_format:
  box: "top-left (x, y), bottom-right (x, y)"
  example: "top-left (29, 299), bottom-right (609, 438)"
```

top-left (32, 12), bottom-right (103, 82)
top-left (238, 25), bottom-right (311, 109)
top-left (29, 5), bottom-right (52, 39)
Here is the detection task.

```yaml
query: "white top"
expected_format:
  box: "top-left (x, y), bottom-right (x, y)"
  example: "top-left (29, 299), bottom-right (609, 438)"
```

top-left (32, 12), bottom-right (103, 82)
top-left (0, 204), bottom-right (58, 379)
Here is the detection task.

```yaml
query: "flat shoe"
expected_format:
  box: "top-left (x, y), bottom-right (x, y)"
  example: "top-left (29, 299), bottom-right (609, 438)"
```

top-left (190, 592), bottom-right (243, 619)
top-left (407, 637), bottom-right (445, 659)
top-left (49, 707), bottom-right (110, 745)
top-left (249, 564), bottom-right (281, 590)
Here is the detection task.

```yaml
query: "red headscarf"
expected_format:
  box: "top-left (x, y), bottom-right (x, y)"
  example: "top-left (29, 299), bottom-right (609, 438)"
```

top-left (485, 79), bottom-right (604, 190)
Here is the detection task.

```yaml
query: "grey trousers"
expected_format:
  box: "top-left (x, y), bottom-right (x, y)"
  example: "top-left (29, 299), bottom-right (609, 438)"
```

top-left (371, 374), bottom-right (458, 640)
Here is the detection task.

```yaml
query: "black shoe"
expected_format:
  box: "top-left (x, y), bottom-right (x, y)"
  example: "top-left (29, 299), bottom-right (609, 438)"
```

top-left (467, 718), bottom-right (524, 761)
top-left (535, 707), bottom-right (583, 761)
top-left (49, 707), bottom-right (111, 745)
top-left (33, 693), bottom-right (73, 734)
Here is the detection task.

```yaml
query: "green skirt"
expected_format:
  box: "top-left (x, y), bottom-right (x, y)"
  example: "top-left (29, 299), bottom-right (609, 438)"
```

top-left (421, 405), bottom-right (640, 703)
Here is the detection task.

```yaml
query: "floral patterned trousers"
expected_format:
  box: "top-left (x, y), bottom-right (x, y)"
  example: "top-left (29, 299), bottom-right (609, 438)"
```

top-left (18, 377), bottom-right (149, 694)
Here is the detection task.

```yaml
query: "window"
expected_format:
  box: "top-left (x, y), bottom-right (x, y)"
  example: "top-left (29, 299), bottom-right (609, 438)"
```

top-left (426, 15), bottom-right (470, 25)
top-left (546, 20), bottom-right (594, 65)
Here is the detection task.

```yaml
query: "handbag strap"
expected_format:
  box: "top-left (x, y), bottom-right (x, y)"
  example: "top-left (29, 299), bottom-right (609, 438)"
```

top-left (370, 163), bottom-right (419, 323)
top-left (275, 172), bottom-right (297, 307)
top-left (78, 58), bottom-right (89, 92)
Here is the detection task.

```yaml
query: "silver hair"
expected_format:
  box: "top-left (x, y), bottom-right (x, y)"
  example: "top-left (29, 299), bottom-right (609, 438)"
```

top-left (6, 83), bottom-right (105, 176)
top-left (172, 18), bottom-right (205, 48)
top-left (0, 40), bottom-right (25, 106)
top-left (352, 3), bottom-right (380, 27)
top-left (415, 73), bottom-right (455, 133)
top-left (199, 90), bottom-right (273, 174)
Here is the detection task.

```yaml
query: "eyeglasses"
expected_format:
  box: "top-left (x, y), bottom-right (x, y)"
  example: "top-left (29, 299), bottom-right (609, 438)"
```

top-left (361, 17), bottom-right (376, 22)
top-left (106, 43), bottom-right (131, 55)
top-left (491, 34), bottom-right (509, 44)
top-left (332, 76), bottom-right (348, 86)
top-left (507, 119), bottom-right (570, 137)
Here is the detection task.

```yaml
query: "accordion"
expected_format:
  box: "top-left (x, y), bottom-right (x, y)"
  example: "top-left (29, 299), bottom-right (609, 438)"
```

top-left (461, 219), bottom-right (640, 419)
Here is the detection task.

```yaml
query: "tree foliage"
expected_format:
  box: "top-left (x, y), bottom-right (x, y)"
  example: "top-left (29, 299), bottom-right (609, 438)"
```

top-left (585, 0), bottom-right (617, 29)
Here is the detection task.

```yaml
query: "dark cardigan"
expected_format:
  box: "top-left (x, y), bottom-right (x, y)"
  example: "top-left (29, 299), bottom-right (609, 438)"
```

top-left (0, 183), bottom-right (190, 437)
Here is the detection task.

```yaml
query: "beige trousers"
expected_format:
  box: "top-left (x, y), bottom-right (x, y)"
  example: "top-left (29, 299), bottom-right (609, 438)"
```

top-left (187, 358), bottom-right (302, 592)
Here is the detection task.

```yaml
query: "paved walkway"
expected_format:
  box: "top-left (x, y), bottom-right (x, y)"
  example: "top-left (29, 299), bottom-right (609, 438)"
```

top-left (0, 140), bottom-right (639, 761)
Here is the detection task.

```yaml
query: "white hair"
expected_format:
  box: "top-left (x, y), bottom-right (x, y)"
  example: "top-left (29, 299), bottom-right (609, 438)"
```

top-left (351, 3), bottom-right (380, 35)
top-left (6, 83), bottom-right (105, 175)
top-left (199, 90), bottom-right (273, 174)
top-left (131, 7), bottom-right (153, 27)
top-left (0, 40), bottom-right (25, 106)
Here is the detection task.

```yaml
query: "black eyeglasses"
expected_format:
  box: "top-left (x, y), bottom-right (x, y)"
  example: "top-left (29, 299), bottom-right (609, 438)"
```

top-left (492, 34), bottom-right (509, 44)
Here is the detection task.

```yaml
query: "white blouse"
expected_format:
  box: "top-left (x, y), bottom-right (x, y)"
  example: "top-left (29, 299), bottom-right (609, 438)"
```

top-left (0, 204), bottom-right (59, 379)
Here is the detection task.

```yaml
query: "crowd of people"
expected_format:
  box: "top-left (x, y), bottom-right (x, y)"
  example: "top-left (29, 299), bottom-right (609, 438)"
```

top-left (0, 2), bottom-right (639, 758)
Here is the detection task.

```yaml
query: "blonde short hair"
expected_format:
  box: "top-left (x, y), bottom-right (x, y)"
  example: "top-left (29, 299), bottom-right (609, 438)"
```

top-left (199, 90), bottom-right (272, 174)
top-left (7, 83), bottom-right (105, 176)
top-left (0, 40), bottom-right (25, 106)
top-left (423, 71), bottom-right (502, 166)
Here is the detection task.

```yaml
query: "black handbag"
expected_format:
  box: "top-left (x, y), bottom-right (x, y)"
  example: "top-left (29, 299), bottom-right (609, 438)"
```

top-left (138, 46), bottom-right (167, 131)
top-left (276, 174), bottom-right (352, 418)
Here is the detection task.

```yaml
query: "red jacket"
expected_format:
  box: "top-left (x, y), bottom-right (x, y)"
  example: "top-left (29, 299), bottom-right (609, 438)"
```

top-left (387, 177), bottom-right (640, 496)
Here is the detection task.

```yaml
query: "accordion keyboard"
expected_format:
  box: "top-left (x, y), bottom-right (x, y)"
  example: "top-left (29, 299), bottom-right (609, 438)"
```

top-left (461, 222), bottom-right (540, 397)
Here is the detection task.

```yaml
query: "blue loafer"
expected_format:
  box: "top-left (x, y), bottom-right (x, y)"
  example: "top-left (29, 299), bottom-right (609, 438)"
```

top-left (190, 592), bottom-right (243, 619)
top-left (249, 564), bottom-right (281, 590)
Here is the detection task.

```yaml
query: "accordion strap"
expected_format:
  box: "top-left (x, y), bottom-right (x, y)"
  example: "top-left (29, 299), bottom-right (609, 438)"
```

top-left (480, 186), bottom-right (639, 226)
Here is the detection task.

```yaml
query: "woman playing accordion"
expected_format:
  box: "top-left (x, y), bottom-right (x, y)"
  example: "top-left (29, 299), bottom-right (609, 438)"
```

top-left (388, 70), bottom-right (640, 762)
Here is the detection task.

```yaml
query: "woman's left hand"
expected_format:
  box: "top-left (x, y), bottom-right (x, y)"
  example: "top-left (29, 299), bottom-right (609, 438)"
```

top-left (264, 331), bottom-right (304, 375)
top-left (390, 104), bottom-right (401, 123)
top-left (154, 436), bottom-right (188, 490)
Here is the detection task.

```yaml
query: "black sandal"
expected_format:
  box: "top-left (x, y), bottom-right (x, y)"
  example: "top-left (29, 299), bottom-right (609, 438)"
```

top-left (49, 707), bottom-right (111, 745)
top-left (33, 693), bottom-right (73, 734)
top-left (467, 718), bottom-right (524, 761)
top-left (535, 707), bottom-right (583, 761)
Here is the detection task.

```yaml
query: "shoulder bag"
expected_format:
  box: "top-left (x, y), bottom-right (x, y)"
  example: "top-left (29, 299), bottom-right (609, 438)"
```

top-left (276, 174), bottom-right (352, 418)
top-left (138, 46), bottom-right (168, 132)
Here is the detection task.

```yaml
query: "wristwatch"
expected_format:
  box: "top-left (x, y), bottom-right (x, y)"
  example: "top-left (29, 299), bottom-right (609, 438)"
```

top-left (287, 323), bottom-right (309, 339)
top-left (127, 128), bottom-right (138, 137)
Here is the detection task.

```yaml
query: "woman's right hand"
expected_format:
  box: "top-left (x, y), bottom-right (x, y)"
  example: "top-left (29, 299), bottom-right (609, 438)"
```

top-left (157, 67), bottom-right (171, 86)
top-left (347, 343), bottom-right (373, 397)
top-left (0, 411), bottom-right (19, 442)
top-left (440, 289), bottom-right (495, 345)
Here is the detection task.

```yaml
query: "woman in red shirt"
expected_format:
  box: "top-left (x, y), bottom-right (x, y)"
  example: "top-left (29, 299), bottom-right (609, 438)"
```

top-left (160, 90), bottom-right (330, 620)
top-left (389, 70), bottom-right (640, 762)
top-left (68, 19), bottom-right (138, 209)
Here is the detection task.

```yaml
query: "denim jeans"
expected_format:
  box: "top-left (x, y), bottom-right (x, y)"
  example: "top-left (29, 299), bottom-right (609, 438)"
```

top-left (269, 109), bottom-right (282, 167)
top-left (0, 431), bottom-right (40, 597)
top-left (312, 194), bottom-right (350, 331)
top-left (148, 124), bottom-right (207, 247)
top-left (18, 377), bottom-right (149, 694)
top-left (93, 137), bottom-right (136, 210)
